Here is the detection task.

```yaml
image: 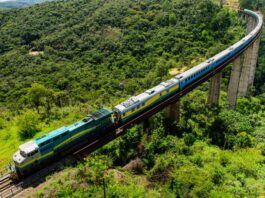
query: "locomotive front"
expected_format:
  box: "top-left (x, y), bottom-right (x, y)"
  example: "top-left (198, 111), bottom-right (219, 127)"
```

top-left (13, 140), bottom-right (40, 177)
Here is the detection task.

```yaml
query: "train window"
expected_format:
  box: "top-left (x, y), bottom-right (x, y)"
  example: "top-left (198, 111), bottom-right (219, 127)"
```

top-left (62, 133), bottom-right (68, 137)
top-left (53, 136), bottom-right (60, 141)
top-left (40, 142), bottom-right (45, 147)
top-left (30, 150), bottom-right (38, 156)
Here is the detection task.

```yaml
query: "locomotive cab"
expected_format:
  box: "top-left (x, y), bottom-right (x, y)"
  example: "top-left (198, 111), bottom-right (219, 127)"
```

top-left (13, 140), bottom-right (40, 167)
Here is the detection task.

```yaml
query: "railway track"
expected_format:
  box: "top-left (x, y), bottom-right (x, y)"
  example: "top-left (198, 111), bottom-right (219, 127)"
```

top-left (0, 155), bottom-right (76, 198)
top-left (0, 174), bottom-right (22, 198)
top-left (0, 175), bottom-right (13, 192)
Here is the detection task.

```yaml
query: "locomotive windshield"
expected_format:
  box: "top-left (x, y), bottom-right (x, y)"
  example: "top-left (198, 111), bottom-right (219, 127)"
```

top-left (20, 150), bottom-right (27, 158)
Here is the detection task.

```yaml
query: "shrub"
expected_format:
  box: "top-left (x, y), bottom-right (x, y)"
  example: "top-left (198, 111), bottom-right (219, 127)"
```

top-left (17, 110), bottom-right (40, 140)
top-left (211, 169), bottom-right (224, 185)
top-left (0, 118), bottom-right (6, 129)
top-left (261, 145), bottom-right (265, 156)
top-left (234, 132), bottom-right (253, 149)
top-left (184, 133), bottom-right (196, 146)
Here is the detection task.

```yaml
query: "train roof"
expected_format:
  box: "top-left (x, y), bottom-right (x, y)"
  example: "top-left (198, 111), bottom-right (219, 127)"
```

top-left (90, 108), bottom-right (113, 120)
top-left (35, 126), bottom-right (68, 145)
top-left (114, 78), bottom-right (179, 114)
top-left (35, 108), bottom-right (112, 146)
top-left (19, 140), bottom-right (38, 154)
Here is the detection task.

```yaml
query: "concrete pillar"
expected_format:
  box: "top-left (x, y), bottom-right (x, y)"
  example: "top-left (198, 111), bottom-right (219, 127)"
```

top-left (238, 45), bottom-right (253, 97)
top-left (248, 37), bottom-right (261, 86)
top-left (165, 101), bottom-right (180, 123)
top-left (208, 72), bottom-right (222, 106)
top-left (247, 16), bottom-right (255, 34)
top-left (227, 57), bottom-right (242, 109)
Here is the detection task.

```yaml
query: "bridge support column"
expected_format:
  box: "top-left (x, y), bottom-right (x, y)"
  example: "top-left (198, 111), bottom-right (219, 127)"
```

top-left (248, 37), bottom-right (260, 87)
top-left (238, 45), bottom-right (253, 97)
top-left (208, 72), bottom-right (222, 106)
top-left (165, 100), bottom-right (180, 123)
top-left (227, 57), bottom-right (242, 109)
top-left (237, 14), bottom-right (257, 97)
top-left (247, 16), bottom-right (256, 34)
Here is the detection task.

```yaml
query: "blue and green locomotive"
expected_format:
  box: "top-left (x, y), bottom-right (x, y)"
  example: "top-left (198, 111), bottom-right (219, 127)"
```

top-left (12, 108), bottom-right (113, 178)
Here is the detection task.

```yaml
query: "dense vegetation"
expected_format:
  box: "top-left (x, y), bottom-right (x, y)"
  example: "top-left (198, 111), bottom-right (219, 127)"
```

top-left (0, 0), bottom-right (264, 197)
top-left (0, 0), bottom-right (243, 108)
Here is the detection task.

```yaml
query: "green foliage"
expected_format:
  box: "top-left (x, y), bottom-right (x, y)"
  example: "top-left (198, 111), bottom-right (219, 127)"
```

top-left (0, 0), bottom-right (244, 110)
top-left (234, 132), bottom-right (253, 149)
top-left (0, 118), bottom-right (6, 129)
top-left (209, 110), bottom-right (255, 149)
top-left (76, 155), bottom-right (112, 185)
top-left (240, 0), bottom-right (265, 10)
top-left (17, 110), bottom-right (40, 140)
top-left (99, 125), bottom-right (142, 166)
top-left (25, 83), bottom-right (54, 113)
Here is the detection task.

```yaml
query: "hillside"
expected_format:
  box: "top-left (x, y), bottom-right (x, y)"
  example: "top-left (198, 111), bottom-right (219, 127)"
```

top-left (0, 0), bottom-right (244, 107)
top-left (0, 0), bottom-right (265, 197)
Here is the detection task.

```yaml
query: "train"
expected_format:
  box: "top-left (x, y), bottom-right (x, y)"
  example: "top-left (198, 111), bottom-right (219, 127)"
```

top-left (10, 9), bottom-right (263, 179)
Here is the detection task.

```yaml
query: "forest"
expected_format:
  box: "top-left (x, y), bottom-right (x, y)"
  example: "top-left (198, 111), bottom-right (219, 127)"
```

top-left (0, 0), bottom-right (264, 197)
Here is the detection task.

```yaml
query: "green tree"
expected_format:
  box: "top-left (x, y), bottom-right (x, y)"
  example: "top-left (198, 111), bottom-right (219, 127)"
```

top-left (17, 110), bottom-right (40, 140)
top-left (27, 83), bottom-right (54, 113)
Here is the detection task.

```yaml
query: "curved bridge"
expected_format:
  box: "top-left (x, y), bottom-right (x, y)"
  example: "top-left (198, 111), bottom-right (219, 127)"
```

top-left (76, 9), bottom-right (263, 155)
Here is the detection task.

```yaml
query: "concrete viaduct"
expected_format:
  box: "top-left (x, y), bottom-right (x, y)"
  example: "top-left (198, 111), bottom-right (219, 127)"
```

top-left (75, 9), bottom-right (263, 158)
top-left (165, 9), bottom-right (263, 122)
